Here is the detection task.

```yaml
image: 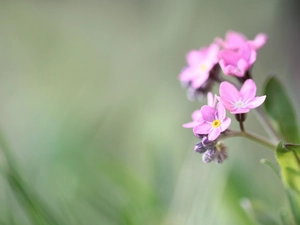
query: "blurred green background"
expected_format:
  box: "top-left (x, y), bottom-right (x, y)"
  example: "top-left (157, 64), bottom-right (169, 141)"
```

top-left (0, 1), bottom-right (299, 224)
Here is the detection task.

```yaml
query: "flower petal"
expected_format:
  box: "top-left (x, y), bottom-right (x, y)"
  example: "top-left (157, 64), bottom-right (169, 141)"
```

top-left (240, 79), bottom-right (257, 101)
top-left (191, 110), bottom-right (202, 121)
top-left (237, 59), bottom-right (249, 75)
top-left (200, 105), bottom-right (215, 121)
top-left (230, 108), bottom-right (250, 114)
top-left (218, 50), bottom-right (239, 65)
top-left (216, 102), bottom-right (226, 120)
top-left (220, 118), bottom-right (231, 131)
top-left (208, 128), bottom-right (221, 141)
top-left (225, 31), bottom-right (247, 49)
top-left (183, 121), bottom-right (202, 128)
top-left (249, 49), bottom-right (257, 64)
top-left (238, 43), bottom-right (252, 61)
top-left (193, 122), bottom-right (211, 134)
top-left (186, 50), bottom-right (202, 66)
top-left (221, 64), bottom-right (243, 77)
top-left (207, 92), bottom-right (213, 107)
top-left (219, 81), bottom-right (240, 104)
top-left (246, 96), bottom-right (266, 109)
top-left (206, 43), bottom-right (219, 63)
top-left (191, 72), bottom-right (209, 89)
top-left (249, 33), bottom-right (268, 50)
top-left (217, 96), bottom-right (236, 112)
top-left (179, 67), bottom-right (195, 82)
top-left (214, 36), bottom-right (226, 48)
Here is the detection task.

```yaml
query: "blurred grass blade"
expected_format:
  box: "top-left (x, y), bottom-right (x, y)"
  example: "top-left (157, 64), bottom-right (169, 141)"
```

top-left (0, 128), bottom-right (65, 225)
top-left (6, 170), bottom-right (65, 225)
top-left (286, 189), bottom-right (300, 225)
top-left (264, 76), bottom-right (300, 142)
top-left (222, 165), bottom-right (262, 225)
top-left (240, 198), bottom-right (281, 225)
top-left (278, 208), bottom-right (295, 225)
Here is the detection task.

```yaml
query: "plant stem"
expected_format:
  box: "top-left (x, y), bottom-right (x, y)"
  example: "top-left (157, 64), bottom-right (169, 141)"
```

top-left (239, 122), bottom-right (245, 132)
top-left (220, 130), bottom-right (277, 151)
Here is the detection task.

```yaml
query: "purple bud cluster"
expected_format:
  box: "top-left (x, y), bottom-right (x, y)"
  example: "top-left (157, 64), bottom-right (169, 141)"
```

top-left (194, 136), bottom-right (228, 164)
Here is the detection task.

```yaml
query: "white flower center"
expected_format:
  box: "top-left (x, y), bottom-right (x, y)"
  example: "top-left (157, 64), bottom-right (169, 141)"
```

top-left (234, 100), bottom-right (245, 108)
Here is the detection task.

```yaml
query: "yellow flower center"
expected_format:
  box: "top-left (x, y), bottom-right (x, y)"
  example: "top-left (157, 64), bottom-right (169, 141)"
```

top-left (212, 119), bottom-right (221, 128)
top-left (199, 64), bottom-right (207, 71)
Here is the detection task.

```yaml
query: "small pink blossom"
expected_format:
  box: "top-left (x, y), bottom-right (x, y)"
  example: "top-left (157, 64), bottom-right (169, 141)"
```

top-left (193, 102), bottom-right (231, 141)
top-left (218, 79), bottom-right (266, 114)
top-left (218, 43), bottom-right (256, 77)
top-left (215, 30), bottom-right (268, 50)
top-left (183, 92), bottom-right (217, 128)
top-left (179, 44), bottom-right (219, 89)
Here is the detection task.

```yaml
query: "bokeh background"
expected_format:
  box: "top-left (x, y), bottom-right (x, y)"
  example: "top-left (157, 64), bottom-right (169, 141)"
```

top-left (0, 1), bottom-right (300, 224)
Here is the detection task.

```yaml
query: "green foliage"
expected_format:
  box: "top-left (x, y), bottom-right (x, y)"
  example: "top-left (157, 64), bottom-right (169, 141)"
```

top-left (241, 198), bottom-right (282, 225)
top-left (0, 129), bottom-right (66, 225)
top-left (286, 189), bottom-right (300, 225)
top-left (264, 77), bottom-right (300, 143)
top-left (221, 163), bottom-right (282, 225)
top-left (260, 158), bottom-right (280, 178)
top-left (276, 142), bottom-right (300, 193)
top-left (276, 142), bottom-right (300, 224)
top-left (264, 77), bottom-right (300, 224)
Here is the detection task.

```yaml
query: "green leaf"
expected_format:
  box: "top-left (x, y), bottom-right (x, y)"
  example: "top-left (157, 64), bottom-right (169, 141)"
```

top-left (286, 189), bottom-right (300, 225)
top-left (266, 78), bottom-right (300, 225)
top-left (0, 128), bottom-right (66, 225)
top-left (276, 142), bottom-right (300, 225)
top-left (264, 77), bottom-right (300, 142)
top-left (276, 142), bottom-right (300, 193)
top-left (260, 158), bottom-right (280, 178)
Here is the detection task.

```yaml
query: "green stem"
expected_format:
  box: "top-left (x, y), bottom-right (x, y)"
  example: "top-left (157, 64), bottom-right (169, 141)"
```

top-left (220, 130), bottom-right (277, 151)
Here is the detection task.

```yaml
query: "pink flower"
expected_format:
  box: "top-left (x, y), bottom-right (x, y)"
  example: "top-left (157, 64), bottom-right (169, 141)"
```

top-left (215, 30), bottom-right (268, 50)
top-left (193, 102), bottom-right (231, 141)
top-left (218, 79), bottom-right (266, 114)
top-left (179, 44), bottom-right (219, 89)
top-left (183, 92), bottom-right (217, 128)
top-left (218, 43), bottom-right (256, 77)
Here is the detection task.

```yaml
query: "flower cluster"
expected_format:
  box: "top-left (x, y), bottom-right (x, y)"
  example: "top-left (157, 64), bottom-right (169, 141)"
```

top-left (180, 30), bottom-right (267, 164)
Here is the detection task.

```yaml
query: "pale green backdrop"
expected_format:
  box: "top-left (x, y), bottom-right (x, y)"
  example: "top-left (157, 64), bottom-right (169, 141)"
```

top-left (0, 1), bottom-right (298, 224)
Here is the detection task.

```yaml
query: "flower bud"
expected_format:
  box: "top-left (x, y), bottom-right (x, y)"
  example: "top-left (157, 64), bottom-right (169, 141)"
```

top-left (214, 142), bottom-right (228, 164)
top-left (202, 148), bottom-right (217, 163)
top-left (194, 142), bottom-right (206, 153)
top-left (202, 136), bottom-right (217, 148)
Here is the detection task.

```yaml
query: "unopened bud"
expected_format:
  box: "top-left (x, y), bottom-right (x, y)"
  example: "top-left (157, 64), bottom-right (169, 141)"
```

top-left (202, 148), bottom-right (217, 163)
top-left (214, 141), bottom-right (229, 164)
top-left (194, 142), bottom-right (206, 153)
top-left (202, 136), bottom-right (217, 148)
